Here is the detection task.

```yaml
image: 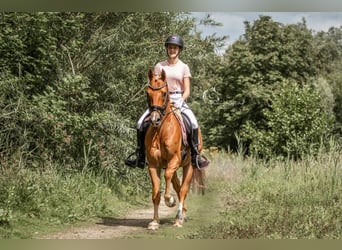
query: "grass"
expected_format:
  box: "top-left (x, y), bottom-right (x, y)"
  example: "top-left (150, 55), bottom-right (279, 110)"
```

top-left (180, 145), bottom-right (342, 239)
top-left (0, 164), bottom-right (149, 239)
top-left (1, 142), bottom-right (341, 239)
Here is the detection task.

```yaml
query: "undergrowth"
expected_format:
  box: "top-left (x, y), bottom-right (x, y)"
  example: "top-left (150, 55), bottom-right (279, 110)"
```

top-left (0, 163), bottom-right (150, 239)
top-left (184, 140), bottom-right (342, 239)
top-left (1, 140), bottom-right (341, 239)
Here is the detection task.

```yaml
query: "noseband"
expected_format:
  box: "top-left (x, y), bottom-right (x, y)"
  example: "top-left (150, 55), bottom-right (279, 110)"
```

top-left (148, 81), bottom-right (169, 117)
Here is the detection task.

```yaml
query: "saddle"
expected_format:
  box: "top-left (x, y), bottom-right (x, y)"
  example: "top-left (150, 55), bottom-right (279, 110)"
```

top-left (171, 106), bottom-right (190, 141)
top-left (171, 106), bottom-right (192, 160)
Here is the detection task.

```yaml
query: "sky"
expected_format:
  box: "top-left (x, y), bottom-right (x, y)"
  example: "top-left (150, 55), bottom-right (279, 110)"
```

top-left (192, 12), bottom-right (342, 53)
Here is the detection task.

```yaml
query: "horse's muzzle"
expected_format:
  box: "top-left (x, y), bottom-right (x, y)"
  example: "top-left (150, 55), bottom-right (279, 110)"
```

top-left (150, 111), bottom-right (162, 127)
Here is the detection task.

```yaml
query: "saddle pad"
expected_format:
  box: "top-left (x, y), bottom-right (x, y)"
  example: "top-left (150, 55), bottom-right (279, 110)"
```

top-left (172, 107), bottom-right (188, 147)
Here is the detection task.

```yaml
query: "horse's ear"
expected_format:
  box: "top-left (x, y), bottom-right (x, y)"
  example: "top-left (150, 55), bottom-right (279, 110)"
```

top-left (161, 69), bottom-right (166, 81)
top-left (148, 69), bottom-right (153, 81)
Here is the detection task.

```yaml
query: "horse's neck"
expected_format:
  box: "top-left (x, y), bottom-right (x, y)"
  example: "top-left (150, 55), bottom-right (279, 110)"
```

top-left (165, 101), bottom-right (171, 113)
top-left (158, 101), bottom-right (175, 128)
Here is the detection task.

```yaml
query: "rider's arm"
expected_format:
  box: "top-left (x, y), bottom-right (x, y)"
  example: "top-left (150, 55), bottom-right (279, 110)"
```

top-left (182, 77), bottom-right (190, 101)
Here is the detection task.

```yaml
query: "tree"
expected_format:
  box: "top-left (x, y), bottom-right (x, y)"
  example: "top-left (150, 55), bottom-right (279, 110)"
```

top-left (313, 26), bottom-right (342, 136)
top-left (243, 80), bottom-right (334, 159)
top-left (205, 15), bottom-right (334, 158)
top-left (0, 12), bottom-right (224, 171)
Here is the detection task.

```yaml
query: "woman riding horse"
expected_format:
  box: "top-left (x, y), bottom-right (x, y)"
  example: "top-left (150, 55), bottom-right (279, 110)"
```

top-left (125, 34), bottom-right (209, 170)
top-left (144, 68), bottom-right (205, 229)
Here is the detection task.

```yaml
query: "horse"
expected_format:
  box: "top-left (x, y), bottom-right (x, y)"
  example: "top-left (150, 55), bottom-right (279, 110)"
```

top-left (145, 68), bottom-right (206, 230)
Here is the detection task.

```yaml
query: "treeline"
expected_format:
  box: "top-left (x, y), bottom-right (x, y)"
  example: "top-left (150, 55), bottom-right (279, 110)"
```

top-left (201, 16), bottom-right (342, 158)
top-left (0, 12), bottom-right (341, 170)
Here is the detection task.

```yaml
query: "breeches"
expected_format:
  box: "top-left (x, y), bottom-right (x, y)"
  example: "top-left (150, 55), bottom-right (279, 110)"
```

top-left (137, 94), bottom-right (199, 130)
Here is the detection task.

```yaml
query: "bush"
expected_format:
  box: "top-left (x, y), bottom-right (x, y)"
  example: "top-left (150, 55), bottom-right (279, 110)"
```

top-left (242, 80), bottom-right (334, 159)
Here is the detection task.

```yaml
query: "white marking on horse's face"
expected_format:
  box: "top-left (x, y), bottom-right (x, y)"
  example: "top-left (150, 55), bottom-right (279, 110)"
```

top-left (151, 111), bottom-right (161, 127)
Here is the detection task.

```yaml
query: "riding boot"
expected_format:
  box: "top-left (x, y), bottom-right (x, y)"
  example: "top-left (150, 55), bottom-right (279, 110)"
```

top-left (125, 128), bottom-right (146, 169)
top-left (190, 128), bottom-right (210, 169)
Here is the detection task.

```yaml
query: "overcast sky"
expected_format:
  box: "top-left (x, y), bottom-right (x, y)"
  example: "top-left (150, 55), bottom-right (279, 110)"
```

top-left (192, 12), bottom-right (342, 52)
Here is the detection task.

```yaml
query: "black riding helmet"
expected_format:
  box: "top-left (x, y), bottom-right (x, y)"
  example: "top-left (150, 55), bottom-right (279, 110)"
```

top-left (164, 35), bottom-right (184, 50)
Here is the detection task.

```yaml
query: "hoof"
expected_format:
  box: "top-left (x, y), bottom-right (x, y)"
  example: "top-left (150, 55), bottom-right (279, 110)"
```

top-left (173, 220), bottom-right (183, 228)
top-left (165, 196), bottom-right (176, 207)
top-left (147, 221), bottom-right (159, 230)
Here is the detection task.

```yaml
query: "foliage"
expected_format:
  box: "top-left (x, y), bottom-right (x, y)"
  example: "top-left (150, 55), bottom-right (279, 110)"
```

top-left (312, 26), bottom-right (342, 136)
top-left (1, 12), bottom-right (342, 237)
top-left (203, 15), bottom-right (340, 158)
top-left (0, 166), bottom-right (146, 238)
top-left (0, 12), bottom-right (217, 166)
top-left (183, 145), bottom-right (342, 239)
top-left (242, 80), bottom-right (334, 158)
top-left (325, 61), bottom-right (342, 136)
top-left (0, 12), bottom-right (223, 237)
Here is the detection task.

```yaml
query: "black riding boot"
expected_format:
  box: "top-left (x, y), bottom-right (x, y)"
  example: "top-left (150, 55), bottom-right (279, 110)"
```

top-left (125, 128), bottom-right (146, 169)
top-left (190, 128), bottom-right (210, 169)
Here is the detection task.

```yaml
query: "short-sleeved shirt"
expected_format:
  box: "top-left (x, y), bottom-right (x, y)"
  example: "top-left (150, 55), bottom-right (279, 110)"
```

top-left (154, 60), bottom-right (191, 92)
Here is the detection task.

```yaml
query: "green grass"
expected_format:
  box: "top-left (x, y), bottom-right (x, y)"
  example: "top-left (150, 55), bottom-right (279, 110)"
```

top-left (181, 146), bottom-right (342, 239)
top-left (1, 142), bottom-right (341, 239)
top-left (0, 165), bottom-right (149, 239)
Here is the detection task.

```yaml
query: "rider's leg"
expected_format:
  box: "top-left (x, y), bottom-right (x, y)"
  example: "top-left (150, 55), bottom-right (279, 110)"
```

top-left (190, 127), bottom-right (209, 169)
top-left (125, 109), bottom-right (149, 169)
top-left (181, 105), bottom-right (209, 169)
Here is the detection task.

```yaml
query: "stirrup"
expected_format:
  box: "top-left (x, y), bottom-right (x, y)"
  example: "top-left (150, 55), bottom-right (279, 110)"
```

top-left (125, 152), bottom-right (138, 168)
top-left (193, 154), bottom-right (210, 169)
top-left (125, 152), bottom-right (145, 169)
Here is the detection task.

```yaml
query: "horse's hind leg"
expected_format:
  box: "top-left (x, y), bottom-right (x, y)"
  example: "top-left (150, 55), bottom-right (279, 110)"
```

top-left (171, 171), bottom-right (181, 201)
top-left (174, 165), bottom-right (193, 227)
top-left (164, 166), bottom-right (178, 208)
top-left (148, 166), bottom-right (161, 230)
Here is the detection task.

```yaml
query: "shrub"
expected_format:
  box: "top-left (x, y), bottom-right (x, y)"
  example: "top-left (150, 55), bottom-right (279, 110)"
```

top-left (242, 80), bottom-right (334, 159)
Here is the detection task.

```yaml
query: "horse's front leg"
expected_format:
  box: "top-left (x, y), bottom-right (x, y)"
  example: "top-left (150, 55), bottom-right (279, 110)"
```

top-left (148, 166), bottom-right (161, 230)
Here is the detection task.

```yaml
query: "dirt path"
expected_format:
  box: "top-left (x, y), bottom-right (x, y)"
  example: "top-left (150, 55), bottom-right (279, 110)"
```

top-left (35, 166), bottom-right (212, 239)
top-left (37, 198), bottom-right (177, 239)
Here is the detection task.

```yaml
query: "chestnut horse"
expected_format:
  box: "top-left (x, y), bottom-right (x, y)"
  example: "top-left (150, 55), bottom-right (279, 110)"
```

top-left (145, 68), bottom-right (205, 230)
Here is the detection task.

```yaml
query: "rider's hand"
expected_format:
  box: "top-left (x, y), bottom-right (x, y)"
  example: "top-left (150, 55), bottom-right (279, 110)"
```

top-left (173, 98), bottom-right (184, 109)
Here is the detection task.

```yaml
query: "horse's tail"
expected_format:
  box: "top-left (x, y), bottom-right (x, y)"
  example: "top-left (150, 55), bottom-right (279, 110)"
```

top-left (191, 168), bottom-right (206, 195)
top-left (190, 127), bottom-right (207, 195)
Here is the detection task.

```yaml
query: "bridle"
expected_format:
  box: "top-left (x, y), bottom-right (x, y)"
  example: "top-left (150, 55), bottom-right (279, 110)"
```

top-left (147, 81), bottom-right (170, 122)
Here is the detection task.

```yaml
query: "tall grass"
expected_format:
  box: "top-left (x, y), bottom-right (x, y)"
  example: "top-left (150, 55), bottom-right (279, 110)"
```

top-left (2, 140), bottom-right (341, 239)
top-left (0, 161), bottom-right (150, 239)
top-left (186, 140), bottom-right (342, 239)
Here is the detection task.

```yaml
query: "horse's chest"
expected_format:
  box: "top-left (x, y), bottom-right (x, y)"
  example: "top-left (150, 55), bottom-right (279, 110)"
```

top-left (148, 137), bottom-right (173, 160)
top-left (150, 138), bottom-right (168, 153)
top-left (146, 128), bottom-right (180, 166)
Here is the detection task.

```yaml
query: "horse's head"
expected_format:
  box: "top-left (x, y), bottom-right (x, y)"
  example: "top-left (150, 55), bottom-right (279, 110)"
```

top-left (146, 69), bottom-right (169, 127)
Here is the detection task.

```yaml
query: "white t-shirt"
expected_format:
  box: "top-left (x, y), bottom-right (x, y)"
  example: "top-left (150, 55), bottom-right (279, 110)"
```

top-left (154, 60), bottom-right (192, 92)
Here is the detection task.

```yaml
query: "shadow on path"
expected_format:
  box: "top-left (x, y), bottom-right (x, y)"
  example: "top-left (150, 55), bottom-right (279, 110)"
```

top-left (97, 216), bottom-right (174, 228)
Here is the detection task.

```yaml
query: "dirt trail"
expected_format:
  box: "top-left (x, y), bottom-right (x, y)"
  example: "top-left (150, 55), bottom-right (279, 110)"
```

top-left (37, 198), bottom-right (177, 239)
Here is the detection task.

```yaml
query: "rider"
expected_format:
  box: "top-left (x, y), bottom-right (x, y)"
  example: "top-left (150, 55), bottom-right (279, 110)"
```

top-left (125, 34), bottom-right (209, 169)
